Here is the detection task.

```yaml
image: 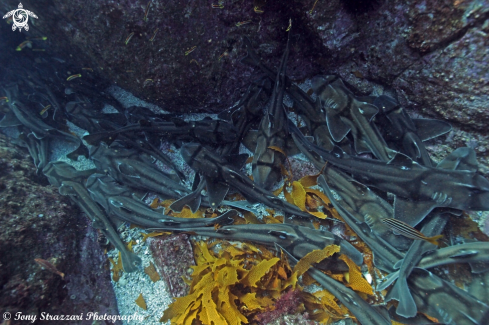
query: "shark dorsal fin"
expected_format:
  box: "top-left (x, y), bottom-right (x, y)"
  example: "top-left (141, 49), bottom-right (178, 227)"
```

top-left (412, 118), bottom-right (452, 141)
top-left (204, 176), bottom-right (229, 208)
top-left (436, 147), bottom-right (478, 172)
top-left (226, 153), bottom-right (249, 170)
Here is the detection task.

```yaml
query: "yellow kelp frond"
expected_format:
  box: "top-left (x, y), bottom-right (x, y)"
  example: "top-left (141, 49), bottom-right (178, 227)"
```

top-left (171, 206), bottom-right (205, 219)
top-left (339, 255), bottom-right (373, 295)
top-left (298, 173), bottom-right (319, 188)
top-left (290, 181), bottom-right (329, 219)
top-left (140, 231), bottom-right (170, 242)
top-left (242, 258), bottom-right (280, 287)
top-left (293, 245), bottom-right (341, 277)
top-left (162, 241), bottom-right (299, 324)
top-left (302, 291), bottom-right (347, 324)
top-left (135, 293), bottom-right (147, 310)
top-left (144, 261), bottom-right (161, 282)
top-left (109, 252), bottom-right (123, 282)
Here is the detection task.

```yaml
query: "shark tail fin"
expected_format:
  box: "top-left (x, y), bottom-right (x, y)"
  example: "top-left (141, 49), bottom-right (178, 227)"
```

top-left (426, 234), bottom-right (443, 246)
top-left (121, 250), bottom-right (142, 273)
top-left (387, 277), bottom-right (417, 318)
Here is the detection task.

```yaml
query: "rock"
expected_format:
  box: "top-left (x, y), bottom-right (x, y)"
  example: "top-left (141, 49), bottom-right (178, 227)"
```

top-left (0, 133), bottom-right (119, 324)
top-left (148, 234), bottom-right (195, 297)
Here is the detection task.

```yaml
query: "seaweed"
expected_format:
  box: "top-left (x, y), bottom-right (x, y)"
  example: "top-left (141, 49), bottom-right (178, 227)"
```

top-left (161, 241), bottom-right (297, 324)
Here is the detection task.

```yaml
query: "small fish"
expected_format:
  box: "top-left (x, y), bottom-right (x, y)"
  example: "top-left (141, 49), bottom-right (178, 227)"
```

top-left (32, 48), bottom-right (45, 52)
top-left (212, 3), bottom-right (224, 8)
top-left (149, 28), bottom-right (159, 42)
top-left (143, 1), bottom-right (151, 21)
top-left (125, 32), bottom-right (135, 45)
top-left (185, 46), bottom-right (197, 56)
top-left (82, 67), bottom-right (93, 72)
top-left (34, 258), bottom-right (65, 279)
top-left (309, 0), bottom-right (319, 14)
top-left (66, 74), bottom-right (82, 81)
top-left (218, 51), bottom-right (228, 61)
top-left (26, 36), bottom-right (47, 41)
top-left (190, 59), bottom-right (199, 65)
top-left (286, 18), bottom-right (292, 32)
top-left (126, 70), bottom-right (134, 73)
top-left (39, 104), bottom-right (51, 116)
top-left (254, 6), bottom-right (264, 14)
top-left (380, 218), bottom-right (443, 245)
top-left (0, 97), bottom-right (8, 102)
top-left (236, 20), bottom-right (252, 27)
top-left (16, 40), bottom-right (32, 51)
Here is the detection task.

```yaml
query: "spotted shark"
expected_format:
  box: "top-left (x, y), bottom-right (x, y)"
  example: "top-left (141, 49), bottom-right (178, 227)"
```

top-left (86, 174), bottom-right (232, 228)
top-left (83, 117), bottom-right (237, 147)
top-left (407, 268), bottom-right (489, 325)
top-left (89, 142), bottom-right (188, 200)
top-left (373, 94), bottom-right (451, 167)
top-left (290, 122), bottom-right (489, 226)
top-left (311, 75), bottom-right (395, 161)
top-left (180, 143), bottom-right (312, 218)
top-left (240, 37), bottom-right (335, 152)
top-left (242, 34), bottom-right (295, 189)
top-left (148, 214), bottom-right (363, 271)
top-left (379, 211), bottom-right (449, 318)
top-left (279, 244), bottom-right (391, 325)
top-left (42, 161), bottom-right (141, 272)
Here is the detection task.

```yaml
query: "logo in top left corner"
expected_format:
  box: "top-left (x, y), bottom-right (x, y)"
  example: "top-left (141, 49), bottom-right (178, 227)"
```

top-left (3, 3), bottom-right (38, 32)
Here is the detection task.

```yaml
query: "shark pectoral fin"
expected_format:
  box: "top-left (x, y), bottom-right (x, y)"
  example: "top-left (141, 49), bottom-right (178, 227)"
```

top-left (393, 196), bottom-right (434, 227)
top-left (187, 194), bottom-right (202, 213)
top-left (0, 111), bottom-right (22, 127)
top-left (242, 130), bottom-right (259, 152)
top-left (413, 118), bottom-right (452, 141)
top-left (214, 209), bottom-right (238, 226)
top-left (357, 102), bottom-right (379, 121)
top-left (205, 176), bottom-right (229, 208)
top-left (169, 192), bottom-right (199, 213)
top-left (387, 278), bottom-right (418, 318)
top-left (469, 261), bottom-right (489, 274)
top-left (377, 270), bottom-right (400, 291)
top-left (326, 112), bottom-right (351, 142)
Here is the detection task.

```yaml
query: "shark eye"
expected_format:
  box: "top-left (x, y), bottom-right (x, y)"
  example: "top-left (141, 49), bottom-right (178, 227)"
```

top-left (268, 230), bottom-right (291, 240)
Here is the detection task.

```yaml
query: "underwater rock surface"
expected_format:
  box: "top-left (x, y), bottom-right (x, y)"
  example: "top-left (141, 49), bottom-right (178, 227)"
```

top-left (0, 133), bottom-right (119, 324)
top-left (10, 0), bottom-right (488, 172)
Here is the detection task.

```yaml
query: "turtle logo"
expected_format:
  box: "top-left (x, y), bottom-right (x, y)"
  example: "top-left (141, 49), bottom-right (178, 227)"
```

top-left (3, 3), bottom-right (38, 32)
